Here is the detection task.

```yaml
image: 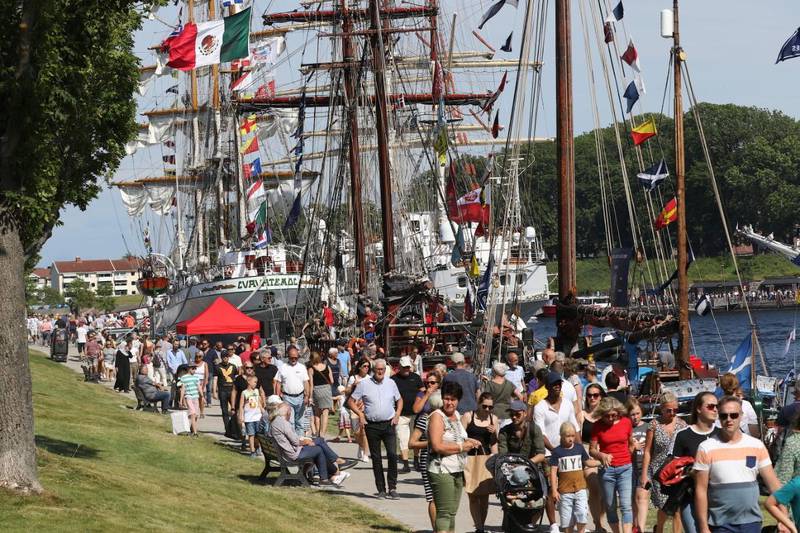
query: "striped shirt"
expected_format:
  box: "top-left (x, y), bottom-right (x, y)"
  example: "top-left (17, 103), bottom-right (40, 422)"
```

top-left (180, 374), bottom-right (202, 399)
top-left (694, 433), bottom-right (771, 526)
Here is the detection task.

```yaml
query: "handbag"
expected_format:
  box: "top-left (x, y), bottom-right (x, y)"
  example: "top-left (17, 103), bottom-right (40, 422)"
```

top-left (464, 447), bottom-right (495, 495)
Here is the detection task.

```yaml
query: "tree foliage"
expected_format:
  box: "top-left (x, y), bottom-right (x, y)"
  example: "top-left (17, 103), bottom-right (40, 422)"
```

top-left (64, 278), bottom-right (95, 313)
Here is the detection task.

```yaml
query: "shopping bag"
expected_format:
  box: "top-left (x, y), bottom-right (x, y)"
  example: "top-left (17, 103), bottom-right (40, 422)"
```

top-left (171, 410), bottom-right (191, 435)
top-left (464, 453), bottom-right (495, 495)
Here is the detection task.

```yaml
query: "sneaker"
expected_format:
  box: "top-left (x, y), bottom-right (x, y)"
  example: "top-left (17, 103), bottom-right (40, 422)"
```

top-left (359, 451), bottom-right (370, 463)
top-left (399, 464), bottom-right (411, 474)
top-left (318, 479), bottom-right (333, 486)
top-left (375, 491), bottom-right (386, 499)
top-left (550, 524), bottom-right (560, 533)
top-left (387, 489), bottom-right (400, 500)
top-left (249, 451), bottom-right (259, 459)
top-left (331, 471), bottom-right (351, 486)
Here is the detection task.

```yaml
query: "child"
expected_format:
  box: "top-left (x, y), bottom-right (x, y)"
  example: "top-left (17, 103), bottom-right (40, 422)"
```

top-left (549, 422), bottom-right (600, 533)
top-left (765, 474), bottom-right (800, 533)
top-left (238, 375), bottom-right (264, 458)
top-left (627, 398), bottom-right (649, 533)
top-left (335, 385), bottom-right (352, 443)
top-left (179, 364), bottom-right (204, 437)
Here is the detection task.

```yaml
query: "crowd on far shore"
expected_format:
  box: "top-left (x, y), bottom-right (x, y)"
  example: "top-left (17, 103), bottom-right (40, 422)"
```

top-left (26, 309), bottom-right (800, 533)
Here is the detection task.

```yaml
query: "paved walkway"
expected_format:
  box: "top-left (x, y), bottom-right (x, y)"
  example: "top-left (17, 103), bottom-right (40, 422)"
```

top-left (32, 343), bottom-right (551, 533)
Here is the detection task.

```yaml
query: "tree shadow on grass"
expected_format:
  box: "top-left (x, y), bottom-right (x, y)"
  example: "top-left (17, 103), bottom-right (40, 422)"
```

top-left (35, 435), bottom-right (99, 459)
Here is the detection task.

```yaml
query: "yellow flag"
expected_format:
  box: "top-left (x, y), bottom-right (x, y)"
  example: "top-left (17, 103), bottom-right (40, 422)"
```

top-left (469, 256), bottom-right (480, 277)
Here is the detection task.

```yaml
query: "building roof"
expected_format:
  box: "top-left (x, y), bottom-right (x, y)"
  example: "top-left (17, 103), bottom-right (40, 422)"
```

top-left (31, 267), bottom-right (50, 279)
top-left (52, 257), bottom-right (142, 274)
top-left (761, 276), bottom-right (800, 286)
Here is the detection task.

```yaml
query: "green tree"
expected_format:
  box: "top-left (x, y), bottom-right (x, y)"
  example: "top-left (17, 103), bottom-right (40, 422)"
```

top-left (95, 281), bottom-right (116, 313)
top-left (64, 279), bottom-right (95, 314)
top-left (39, 286), bottom-right (65, 307)
top-left (0, 0), bottom-right (143, 492)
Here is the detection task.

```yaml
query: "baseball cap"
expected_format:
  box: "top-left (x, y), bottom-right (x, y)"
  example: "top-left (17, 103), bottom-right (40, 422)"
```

top-left (545, 371), bottom-right (563, 386)
top-left (509, 400), bottom-right (528, 412)
top-left (399, 356), bottom-right (413, 368)
top-left (450, 352), bottom-right (465, 364)
top-left (266, 395), bottom-right (282, 405)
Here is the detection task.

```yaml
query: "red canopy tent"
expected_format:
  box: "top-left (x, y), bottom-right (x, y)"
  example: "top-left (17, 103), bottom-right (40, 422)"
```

top-left (176, 297), bottom-right (260, 335)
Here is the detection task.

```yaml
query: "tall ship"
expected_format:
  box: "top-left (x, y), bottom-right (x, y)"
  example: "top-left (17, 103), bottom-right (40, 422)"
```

top-left (113, 0), bottom-right (551, 336)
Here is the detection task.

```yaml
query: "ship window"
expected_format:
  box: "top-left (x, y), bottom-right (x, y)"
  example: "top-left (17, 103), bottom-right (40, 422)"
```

top-left (410, 220), bottom-right (421, 233)
top-left (457, 276), bottom-right (467, 288)
top-left (499, 274), bottom-right (507, 286)
top-left (517, 273), bottom-right (526, 285)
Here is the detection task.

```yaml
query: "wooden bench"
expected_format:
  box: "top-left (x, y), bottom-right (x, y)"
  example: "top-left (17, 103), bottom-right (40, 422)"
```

top-left (255, 433), bottom-right (315, 487)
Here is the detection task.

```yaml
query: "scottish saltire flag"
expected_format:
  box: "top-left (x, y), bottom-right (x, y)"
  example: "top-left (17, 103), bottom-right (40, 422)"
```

top-left (476, 256), bottom-right (494, 311)
top-left (792, 254), bottom-right (800, 267)
top-left (623, 80), bottom-right (639, 113)
top-left (776, 28), bottom-right (800, 63)
top-left (726, 333), bottom-right (753, 392)
top-left (637, 160), bottom-right (669, 191)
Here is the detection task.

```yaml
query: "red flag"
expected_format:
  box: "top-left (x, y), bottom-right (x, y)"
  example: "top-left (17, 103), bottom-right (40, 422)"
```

top-left (464, 290), bottom-right (474, 320)
top-left (604, 22), bottom-right (614, 43)
top-left (621, 39), bottom-right (641, 72)
top-left (482, 71), bottom-right (508, 114)
top-left (446, 162), bottom-right (458, 216)
top-left (240, 135), bottom-right (259, 155)
top-left (432, 60), bottom-right (445, 101)
top-left (448, 186), bottom-right (490, 225)
top-left (654, 197), bottom-right (677, 230)
top-left (255, 80), bottom-right (276, 99)
top-left (492, 112), bottom-right (500, 139)
top-left (475, 221), bottom-right (486, 237)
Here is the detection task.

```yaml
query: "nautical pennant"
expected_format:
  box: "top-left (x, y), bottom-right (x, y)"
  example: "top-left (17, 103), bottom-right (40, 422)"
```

top-left (244, 158), bottom-right (262, 179)
top-left (637, 160), bottom-right (668, 191)
top-left (478, 0), bottom-right (519, 30)
top-left (451, 226), bottom-right (465, 266)
top-left (501, 33), bottom-right (513, 53)
top-left (695, 294), bottom-right (712, 317)
top-left (240, 134), bottom-right (259, 154)
top-left (469, 256), bottom-right (480, 278)
top-left (604, 22), bottom-right (614, 44)
top-left (492, 112), bottom-right (500, 139)
top-left (605, 1), bottom-right (623, 22)
top-left (476, 256), bottom-right (494, 311)
top-left (433, 99), bottom-right (448, 165)
top-left (631, 118), bottom-right (656, 145)
top-left (239, 114), bottom-right (257, 135)
top-left (482, 71), bottom-right (508, 114)
top-left (623, 80), bottom-right (639, 113)
top-left (653, 197), bottom-right (677, 230)
top-left (620, 39), bottom-right (641, 72)
top-left (283, 192), bottom-right (302, 232)
top-left (776, 28), bottom-right (800, 63)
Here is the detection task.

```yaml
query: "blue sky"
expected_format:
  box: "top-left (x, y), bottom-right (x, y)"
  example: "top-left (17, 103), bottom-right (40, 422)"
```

top-left (37, 0), bottom-right (800, 266)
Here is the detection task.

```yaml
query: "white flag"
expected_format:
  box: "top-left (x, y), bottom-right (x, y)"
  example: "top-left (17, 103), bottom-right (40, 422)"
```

top-left (784, 328), bottom-right (796, 357)
top-left (251, 37), bottom-right (285, 66)
top-left (147, 116), bottom-right (174, 144)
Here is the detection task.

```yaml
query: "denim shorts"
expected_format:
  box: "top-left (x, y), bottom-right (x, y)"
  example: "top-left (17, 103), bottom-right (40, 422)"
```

top-left (558, 488), bottom-right (589, 528)
top-left (244, 421), bottom-right (258, 436)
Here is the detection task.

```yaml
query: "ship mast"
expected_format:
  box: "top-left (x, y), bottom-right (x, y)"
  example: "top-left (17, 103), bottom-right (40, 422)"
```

top-left (555, 0), bottom-right (577, 351)
top-left (673, 0), bottom-right (690, 377)
top-left (340, 0), bottom-right (368, 295)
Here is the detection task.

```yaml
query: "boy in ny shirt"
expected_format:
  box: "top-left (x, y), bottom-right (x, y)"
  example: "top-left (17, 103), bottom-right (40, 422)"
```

top-left (549, 422), bottom-right (600, 533)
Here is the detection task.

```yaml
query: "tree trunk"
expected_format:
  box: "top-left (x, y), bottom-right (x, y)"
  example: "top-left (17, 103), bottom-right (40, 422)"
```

top-left (0, 224), bottom-right (41, 493)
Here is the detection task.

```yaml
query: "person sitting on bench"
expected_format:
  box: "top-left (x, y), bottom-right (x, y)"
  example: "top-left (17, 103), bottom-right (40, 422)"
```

top-left (135, 367), bottom-right (171, 414)
top-left (268, 403), bottom-right (350, 486)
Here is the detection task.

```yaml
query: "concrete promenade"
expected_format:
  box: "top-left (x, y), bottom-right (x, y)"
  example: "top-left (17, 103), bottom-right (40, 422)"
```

top-left (31, 342), bottom-right (548, 533)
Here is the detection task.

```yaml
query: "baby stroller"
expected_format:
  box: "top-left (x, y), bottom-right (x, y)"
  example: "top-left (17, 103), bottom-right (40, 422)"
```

top-left (487, 453), bottom-right (546, 533)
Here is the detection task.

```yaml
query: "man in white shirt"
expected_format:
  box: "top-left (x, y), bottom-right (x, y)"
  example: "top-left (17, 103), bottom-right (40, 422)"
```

top-left (505, 351), bottom-right (525, 394)
top-left (275, 346), bottom-right (310, 434)
top-left (76, 323), bottom-right (88, 355)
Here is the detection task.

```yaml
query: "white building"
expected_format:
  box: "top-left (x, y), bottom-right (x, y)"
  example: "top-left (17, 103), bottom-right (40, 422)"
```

top-left (28, 267), bottom-right (51, 290)
top-left (50, 257), bottom-right (142, 296)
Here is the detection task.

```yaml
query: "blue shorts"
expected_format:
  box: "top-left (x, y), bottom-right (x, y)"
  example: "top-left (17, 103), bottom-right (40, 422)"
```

top-left (558, 489), bottom-right (589, 528)
top-left (710, 523), bottom-right (761, 533)
top-left (244, 422), bottom-right (258, 436)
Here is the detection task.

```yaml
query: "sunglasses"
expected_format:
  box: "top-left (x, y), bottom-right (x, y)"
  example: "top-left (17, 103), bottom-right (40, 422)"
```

top-left (244, 366), bottom-right (254, 370)
top-left (360, 364), bottom-right (370, 369)
top-left (605, 413), bottom-right (619, 419)
top-left (426, 381), bottom-right (439, 385)
top-left (704, 403), bottom-right (718, 411)
top-left (719, 412), bottom-right (740, 421)
top-left (481, 404), bottom-right (494, 410)
top-left (586, 393), bottom-right (601, 398)
top-left (662, 408), bottom-right (677, 414)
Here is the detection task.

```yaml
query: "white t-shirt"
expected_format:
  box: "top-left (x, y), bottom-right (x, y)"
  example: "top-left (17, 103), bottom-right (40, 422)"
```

top-left (228, 354), bottom-right (242, 369)
top-left (76, 326), bottom-right (88, 343)
top-left (533, 397), bottom-right (579, 456)
top-left (560, 376), bottom-right (578, 404)
top-left (278, 361), bottom-right (309, 395)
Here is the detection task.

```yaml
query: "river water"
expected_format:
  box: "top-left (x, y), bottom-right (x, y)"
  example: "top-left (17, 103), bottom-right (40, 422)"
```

top-left (533, 308), bottom-right (800, 378)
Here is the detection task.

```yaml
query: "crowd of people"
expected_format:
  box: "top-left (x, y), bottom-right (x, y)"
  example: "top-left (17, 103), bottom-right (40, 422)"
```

top-left (27, 309), bottom-right (800, 533)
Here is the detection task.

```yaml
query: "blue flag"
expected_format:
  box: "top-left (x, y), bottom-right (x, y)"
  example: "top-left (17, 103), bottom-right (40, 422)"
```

top-left (612, 1), bottom-right (624, 21)
top-left (792, 253), bottom-right (800, 267)
top-left (451, 226), bottom-right (465, 266)
top-left (248, 158), bottom-right (262, 177)
top-left (726, 333), bottom-right (753, 392)
top-left (476, 256), bottom-right (493, 311)
top-left (637, 160), bottom-right (669, 191)
top-left (776, 28), bottom-right (800, 63)
top-left (478, 0), bottom-right (518, 30)
top-left (283, 192), bottom-right (302, 232)
top-left (501, 32), bottom-right (513, 53)
top-left (623, 80), bottom-right (639, 113)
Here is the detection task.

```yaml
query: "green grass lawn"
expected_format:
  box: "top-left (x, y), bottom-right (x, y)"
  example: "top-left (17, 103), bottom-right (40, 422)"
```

top-left (112, 293), bottom-right (145, 311)
top-left (0, 351), bottom-right (406, 533)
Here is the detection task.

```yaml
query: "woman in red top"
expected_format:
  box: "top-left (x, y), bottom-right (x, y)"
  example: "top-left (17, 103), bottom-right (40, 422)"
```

top-left (590, 397), bottom-right (634, 533)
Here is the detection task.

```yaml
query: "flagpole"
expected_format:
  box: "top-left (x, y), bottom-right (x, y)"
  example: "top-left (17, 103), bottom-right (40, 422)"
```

top-left (673, 0), bottom-right (691, 378)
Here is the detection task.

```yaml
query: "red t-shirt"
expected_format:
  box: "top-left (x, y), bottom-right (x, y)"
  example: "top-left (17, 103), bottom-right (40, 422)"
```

top-left (590, 417), bottom-right (632, 467)
top-left (240, 350), bottom-right (252, 365)
top-left (322, 307), bottom-right (334, 327)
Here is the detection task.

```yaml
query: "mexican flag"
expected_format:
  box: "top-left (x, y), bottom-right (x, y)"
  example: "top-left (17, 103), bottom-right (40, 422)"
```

top-left (162, 8), bottom-right (250, 71)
